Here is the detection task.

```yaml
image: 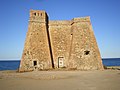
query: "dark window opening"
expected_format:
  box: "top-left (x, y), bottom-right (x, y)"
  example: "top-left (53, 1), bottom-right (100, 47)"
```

top-left (33, 61), bottom-right (37, 66)
top-left (41, 13), bottom-right (42, 16)
top-left (71, 34), bottom-right (73, 35)
top-left (84, 50), bottom-right (90, 55)
top-left (33, 13), bottom-right (36, 16)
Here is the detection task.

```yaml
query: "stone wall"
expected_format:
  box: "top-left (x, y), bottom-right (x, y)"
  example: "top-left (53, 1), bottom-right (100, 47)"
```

top-left (49, 20), bottom-right (72, 68)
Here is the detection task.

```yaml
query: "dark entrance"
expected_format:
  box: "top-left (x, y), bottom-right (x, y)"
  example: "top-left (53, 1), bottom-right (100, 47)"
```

top-left (33, 61), bottom-right (37, 66)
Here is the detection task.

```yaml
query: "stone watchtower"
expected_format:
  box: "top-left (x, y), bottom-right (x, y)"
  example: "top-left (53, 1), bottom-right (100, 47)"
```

top-left (19, 10), bottom-right (104, 72)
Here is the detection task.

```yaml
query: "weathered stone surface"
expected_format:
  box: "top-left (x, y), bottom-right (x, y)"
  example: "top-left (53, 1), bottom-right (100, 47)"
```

top-left (19, 10), bottom-right (104, 72)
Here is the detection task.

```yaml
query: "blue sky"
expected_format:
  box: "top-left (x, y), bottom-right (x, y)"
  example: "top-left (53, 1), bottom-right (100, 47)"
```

top-left (0, 0), bottom-right (120, 60)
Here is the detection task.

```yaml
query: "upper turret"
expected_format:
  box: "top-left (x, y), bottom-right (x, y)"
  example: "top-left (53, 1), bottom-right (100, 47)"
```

top-left (29, 10), bottom-right (48, 23)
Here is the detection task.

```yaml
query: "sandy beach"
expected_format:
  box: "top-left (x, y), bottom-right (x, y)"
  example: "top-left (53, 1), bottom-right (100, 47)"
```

top-left (0, 70), bottom-right (120, 90)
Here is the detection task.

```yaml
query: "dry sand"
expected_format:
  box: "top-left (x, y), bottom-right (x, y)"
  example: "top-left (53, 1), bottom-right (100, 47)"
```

top-left (0, 70), bottom-right (120, 90)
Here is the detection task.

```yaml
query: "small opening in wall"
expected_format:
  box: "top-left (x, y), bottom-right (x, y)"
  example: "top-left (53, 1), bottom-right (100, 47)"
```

top-left (84, 50), bottom-right (90, 55)
top-left (33, 61), bottom-right (37, 66)
top-left (33, 13), bottom-right (36, 16)
top-left (41, 13), bottom-right (42, 16)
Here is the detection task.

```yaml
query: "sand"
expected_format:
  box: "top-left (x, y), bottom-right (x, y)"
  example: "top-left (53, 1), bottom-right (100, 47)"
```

top-left (0, 70), bottom-right (120, 90)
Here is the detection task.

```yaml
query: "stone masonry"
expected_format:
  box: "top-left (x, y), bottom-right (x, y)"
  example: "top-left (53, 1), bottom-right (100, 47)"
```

top-left (19, 10), bottom-right (104, 72)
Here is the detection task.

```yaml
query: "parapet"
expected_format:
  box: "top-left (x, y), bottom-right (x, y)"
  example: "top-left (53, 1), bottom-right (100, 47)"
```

top-left (29, 10), bottom-right (48, 23)
top-left (30, 10), bottom-right (46, 17)
top-left (49, 16), bottom-right (91, 26)
top-left (29, 10), bottom-right (91, 25)
top-left (72, 16), bottom-right (90, 23)
top-left (49, 20), bottom-right (71, 26)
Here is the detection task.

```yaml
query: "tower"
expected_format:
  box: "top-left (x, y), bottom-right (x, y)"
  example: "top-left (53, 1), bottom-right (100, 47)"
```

top-left (19, 10), bottom-right (104, 72)
top-left (19, 10), bottom-right (52, 72)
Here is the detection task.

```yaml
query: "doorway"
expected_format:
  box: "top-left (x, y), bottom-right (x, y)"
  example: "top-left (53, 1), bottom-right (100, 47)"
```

top-left (58, 57), bottom-right (64, 68)
top-left (33, 61), bottom-right (37, 66)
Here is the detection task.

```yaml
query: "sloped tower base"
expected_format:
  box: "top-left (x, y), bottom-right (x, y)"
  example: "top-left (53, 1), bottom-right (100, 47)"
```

top-left (19, 10), bottom-right (104, 72)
